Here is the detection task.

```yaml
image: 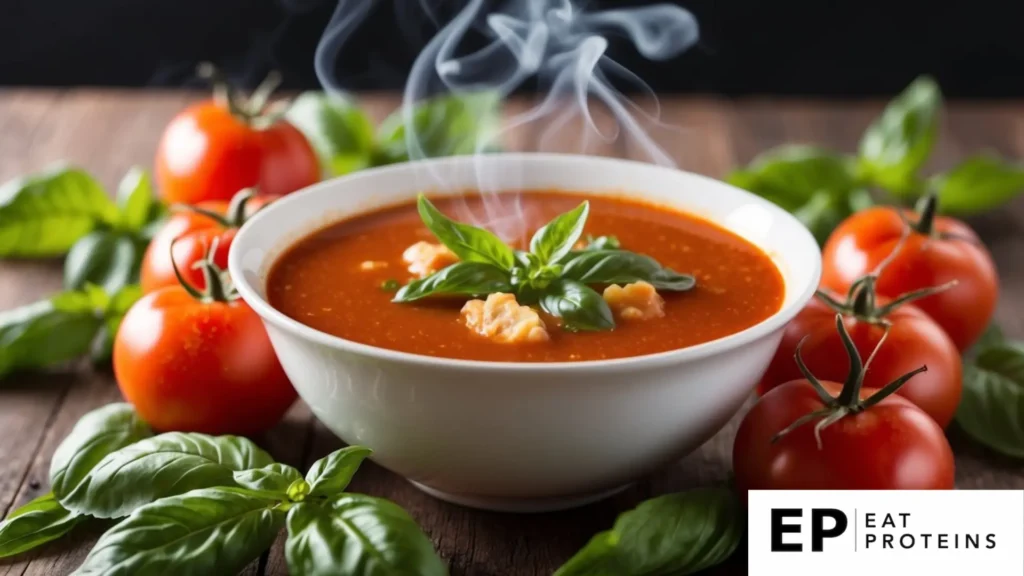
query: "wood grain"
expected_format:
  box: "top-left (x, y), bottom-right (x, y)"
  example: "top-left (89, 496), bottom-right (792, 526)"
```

top-left (0, 90), bottom-right (1023, 576)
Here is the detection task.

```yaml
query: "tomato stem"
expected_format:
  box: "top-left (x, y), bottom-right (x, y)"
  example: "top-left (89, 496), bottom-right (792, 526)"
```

top-left (913, 192), bottom-right (939, 236)
top-left (196, 62), bottom-right (285, 127)
top-left (816, 274), bottom-right (956, 325)
top-left (224, 188), bottom-right (257, 227)
top-left (834, 315), bottom-right (866, 406)
top-left (168, 235), bottom-right (238, 303)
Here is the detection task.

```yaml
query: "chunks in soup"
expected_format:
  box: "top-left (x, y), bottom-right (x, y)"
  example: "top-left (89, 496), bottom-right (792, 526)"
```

top-left (267, 191), bottom-right (784, 362)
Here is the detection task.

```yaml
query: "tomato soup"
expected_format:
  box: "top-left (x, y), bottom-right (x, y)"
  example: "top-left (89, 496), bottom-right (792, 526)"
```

top-left (267, 192), bottom-right (784, 362)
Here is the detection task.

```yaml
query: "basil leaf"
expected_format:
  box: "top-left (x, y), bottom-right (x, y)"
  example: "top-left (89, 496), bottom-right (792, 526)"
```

top-left (115, 167), bottom-right (155, 233)
top-left (51, 403), bottom-right (152, 502)
top-left (932, 155), bottom-right (1024, 215)
top-left (858, 76), bottom-right (941, 196)
top-left (285, 495), bottom-right (447, 576)
top-left (728, 146), bottom-right (857, 211)
top-left (555, 488), bottom-right (743, 576)
top-left (0, 492), bottom-right (82, 559)
top-left (63, 231), bottom-right (141, 294)
top-left (791, 190), bottom-right (855, 246)
top-left (376, 91), bottom-right (501, 164)
top-left (540, 280), bottom-right (614, 331)
top-left (74, 487), bottom-right (283, 576)
top-left (394, 261), bottom-right (513, 303)
top-left (233, 463), bottom-right (303, 495)
top-left (286, 92), bottom-right (375, 177)
top-left (0, 167), bottom-right (119, 257)
top-left (305, 446), bottom-right (372, 497)
top-left (59, 432), bottom-right (275, 518)
top-left (560, 250), bottom-right (695, 292)
top-left (966, 323), bottom-right (1006, 362)
top-left (0, 296), bottom-right (102, 380)
top-left (956, 342), bottom-right (1024, 459)
top-left (582, 235), bottom-right (620, 251)
top-left (91, 285), bottom-right (143, 364)
top-left (530, 201), bottom-right (589, 264)
top-left (416, 194), bottom-right (515, 269)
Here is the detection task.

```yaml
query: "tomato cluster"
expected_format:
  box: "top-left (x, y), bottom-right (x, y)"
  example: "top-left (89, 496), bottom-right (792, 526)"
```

top-left (735, 193), bottom-right (999, 493)
top-left (114, 67), bottom-right (314, 436)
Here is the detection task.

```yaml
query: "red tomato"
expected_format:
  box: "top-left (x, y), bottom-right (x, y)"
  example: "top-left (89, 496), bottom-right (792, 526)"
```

top-left (758, 288), bottom-right (962, 427)
top-left (821, 195), bottom-right (998, 351)
top-left (140, 191), bottom-right (276, 294)
top-left (734, 379), bottom-right (955, 494)
top-left (114, 255), bottom-right (295, 435)
top-left (155, 68), bottom-right (318, 205)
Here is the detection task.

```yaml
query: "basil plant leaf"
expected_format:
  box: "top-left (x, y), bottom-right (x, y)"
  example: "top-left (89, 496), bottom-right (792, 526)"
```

top-left (932, 155), bottom-right (1024, 215)
top-left (233, 463), bottom-right (303, 495)
top-left (286, 91), bottom-right (375, 177)
top-left (858, 75), bottom-right (941, 197)
top-left (92, 285), bottom-right (144, 364)
top-left (530, 201), bottom-right (589, 264)
top-left (285, 495), bottom-right (447, 576)
top-left (416, 194), bottom-right (515, 269)
top-left (51, 403), bottom-right (152, 502)
top-left (0, 492), bottom-right (84, 559)
top-left (582, 235), bottom-right (620, 251)
top-left (956, 342), bottom-right (1024, 459)
top-left (540, 279), bottom-right (614, 332)
top-left (58, 432), bottom-right (275, 519)
top-left (115, 167), bottom-right (155, 233)
top-left (305, 446), bottom-right (372, 497)
top-left (555, 488), bottom-right (743, 576)
top-left (727, 145), bottom-right (857, 211)
top-left (63, 231), bottom-right (141, 294)
top-left (0, 166), bottom-right (119, 257)
top-left (376, 90), bottom-right (501, 164)
top-left (394, 262), bottom-right (513, 303)
top-left (560, 250), bottom-right (695, 292)
top-left (74, 487), bottom-right (284, 576)
top-left (0, 296), bottom-right (103, 380)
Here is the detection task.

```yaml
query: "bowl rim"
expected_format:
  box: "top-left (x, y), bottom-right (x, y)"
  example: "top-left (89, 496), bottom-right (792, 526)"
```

top-left (228, 152), bottom-right (821, 374)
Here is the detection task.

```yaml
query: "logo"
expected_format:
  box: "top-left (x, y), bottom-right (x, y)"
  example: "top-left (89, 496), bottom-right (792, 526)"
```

top-left (748, 491), bottom-right (1023, 575)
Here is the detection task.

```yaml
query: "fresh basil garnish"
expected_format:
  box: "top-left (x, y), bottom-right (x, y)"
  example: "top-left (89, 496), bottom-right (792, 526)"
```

top-left (417, 194), bottom-right (516, 269)
top-left (305, 446), bottom-right (372, 498)
top-left (63, 230), bottom-right (141, 294)
top-left (393, 261), bottom-right (513, 303)
top-left (0, 167), bottom-right (119, 257)
top-left (115, 167), bottom-right (157, 233)
top-left (51, 403), bottom-right (152, 502)
top-left (58, 432), bottom-right (275, 518)
top-left (858, 76), bottom-right (941, 197)
top-left (286, 92), bottom-right (376, 177)
top-left (582, 235), bottom-right (620, 251)
top-left (931, 154), bottom-right (1024, 216)
top-left (285, 495), bottom-right (447, 576)
top-left (555, 488), bottom-right (743, 576)
top-left (74, 487), bottom-right (285, 576)
top-left (540, 279), bottom-right (614, 332)
top-left (530, 201), bottom-right (589, 264)
top-left (956, 341), bottom-right (1024, 459)
top-left (376, 91), bottom-right (501, 164)
top-left (232, 463), bottom-right (304, 495)
top-left (560, 250), bottom-right (695, 291)
top-left (0, 492), bottom-right (83, 559)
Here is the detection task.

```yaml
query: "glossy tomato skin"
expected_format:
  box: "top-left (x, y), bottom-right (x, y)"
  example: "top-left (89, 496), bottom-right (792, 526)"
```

top-left (821, 206), bottom-right (998, 351)
top-left (113, 287), bottom-right (296, 435)
top-left (734, 381), bottom-right (954, 496)
top-left (140, 196), bottom-right (275, 293)
top-left (758, 295), bottom-right (962, 427)
top-left (155, 101), bottom-right (319, 205)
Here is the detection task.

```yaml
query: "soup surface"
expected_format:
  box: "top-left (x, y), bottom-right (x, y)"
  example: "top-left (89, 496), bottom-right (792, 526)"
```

top-left (267, 191), bottom-right (785, 362)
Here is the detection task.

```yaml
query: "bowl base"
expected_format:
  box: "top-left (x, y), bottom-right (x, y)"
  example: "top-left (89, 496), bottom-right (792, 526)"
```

top-left (409, 481), bottom-right (631, 513)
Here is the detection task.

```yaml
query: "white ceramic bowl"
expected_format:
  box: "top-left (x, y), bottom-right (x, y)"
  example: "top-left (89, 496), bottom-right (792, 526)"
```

top-left (229, 153), bottom-right (821, 512)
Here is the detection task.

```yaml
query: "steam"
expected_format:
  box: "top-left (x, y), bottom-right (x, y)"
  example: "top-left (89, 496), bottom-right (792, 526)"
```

top-left (312, 0), bottom-right (700, 243)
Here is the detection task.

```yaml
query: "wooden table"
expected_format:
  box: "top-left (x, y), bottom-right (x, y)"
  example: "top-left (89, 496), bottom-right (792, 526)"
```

top-left (1, 90), bottom-right (1022, 576)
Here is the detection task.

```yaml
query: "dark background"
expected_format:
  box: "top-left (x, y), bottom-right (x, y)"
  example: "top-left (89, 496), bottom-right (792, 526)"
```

top-left (3, 0), bottom-right (1024, 98)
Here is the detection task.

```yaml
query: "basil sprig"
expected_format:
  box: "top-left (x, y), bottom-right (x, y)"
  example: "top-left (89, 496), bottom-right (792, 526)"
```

top-left (728, 75), bottom-right (1024, 245)
top-left (956, 325), bottom-right (1024, 459)
top-left (0, 283), bottom-right (141, 381)
top-left (1, 404), bottom-right (446, 575)
top-left (395, 195), bottom-right (695, 331)
top-left (555, 488), bottom-right (743, 575)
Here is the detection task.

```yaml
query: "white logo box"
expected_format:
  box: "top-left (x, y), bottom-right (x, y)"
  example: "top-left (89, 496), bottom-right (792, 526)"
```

top-left (748, 490), bottom-right (1024, 575)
